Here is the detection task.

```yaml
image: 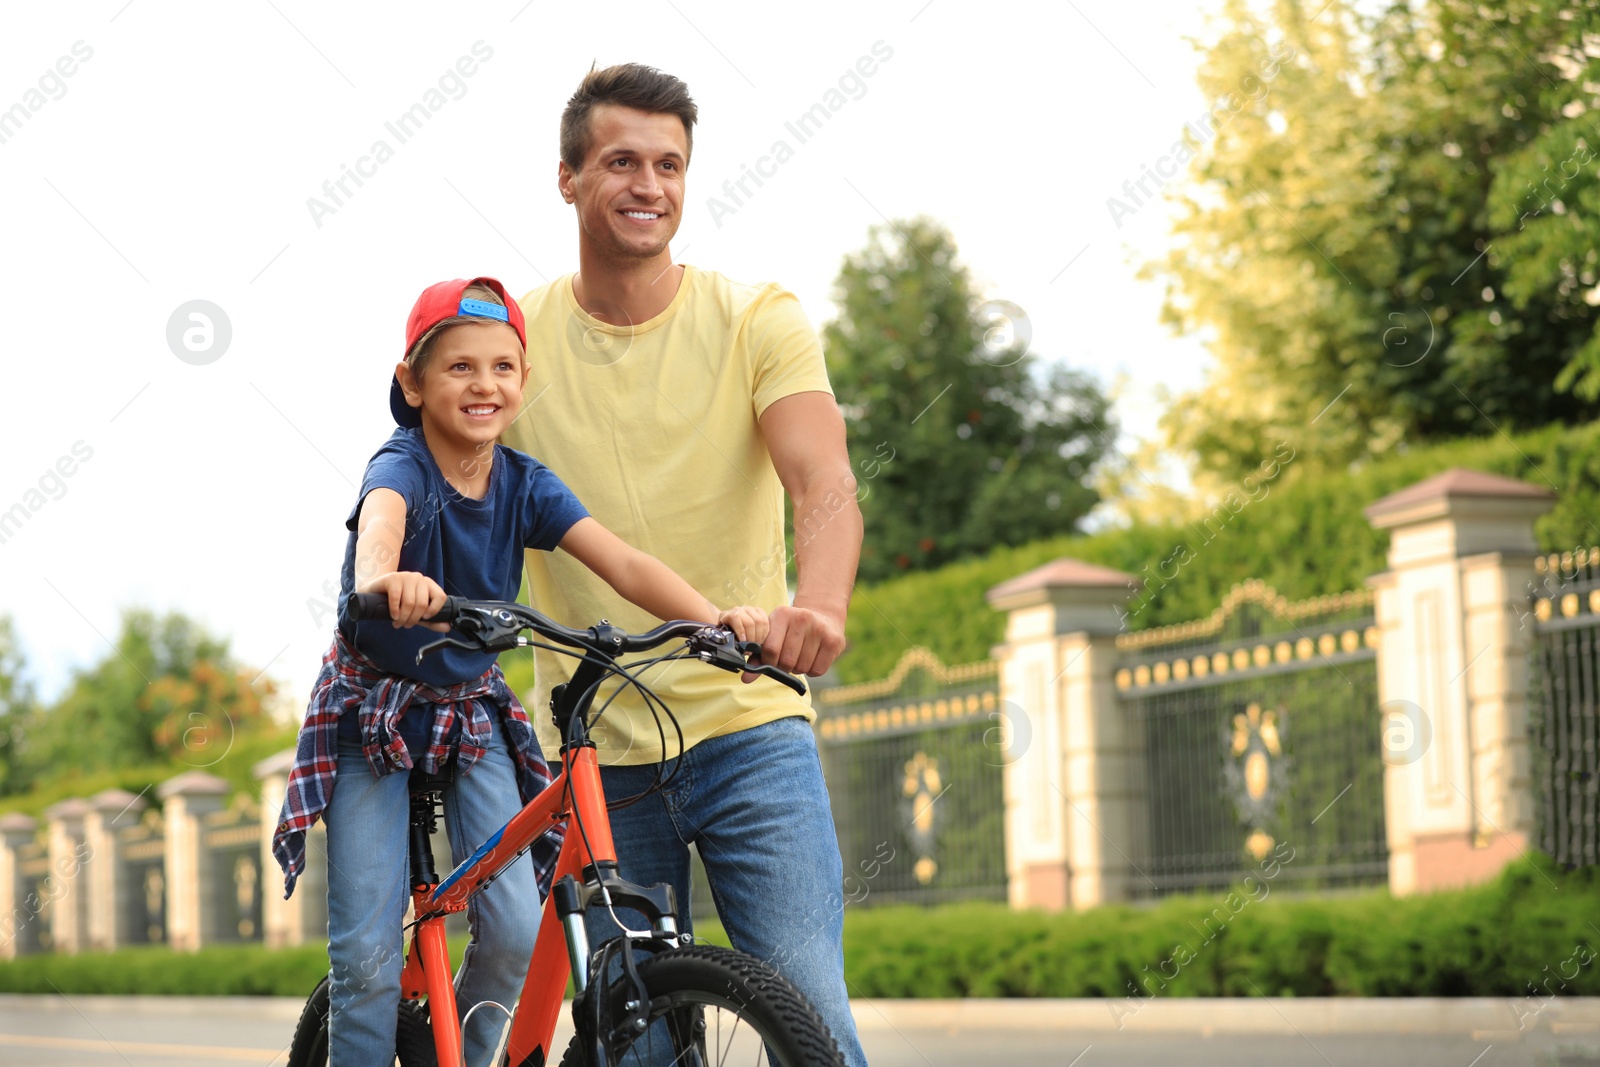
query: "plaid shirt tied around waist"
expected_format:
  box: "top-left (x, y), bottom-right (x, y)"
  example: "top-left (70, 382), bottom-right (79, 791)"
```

top-left (270, 631), bottom-right (561, 899)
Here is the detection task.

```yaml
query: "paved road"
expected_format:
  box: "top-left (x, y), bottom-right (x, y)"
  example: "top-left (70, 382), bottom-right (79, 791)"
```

top-left (1, 995), bottom-right (1597, 1066)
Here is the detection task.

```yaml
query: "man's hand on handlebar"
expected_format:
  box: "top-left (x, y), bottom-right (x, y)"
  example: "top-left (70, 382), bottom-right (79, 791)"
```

top-left (753, 605), bottom-right (846, 679)
top-left (358, 571), bottom-right (452, 632)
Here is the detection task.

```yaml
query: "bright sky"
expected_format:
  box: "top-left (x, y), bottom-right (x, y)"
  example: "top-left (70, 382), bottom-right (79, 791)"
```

top-left (1, 0), bottom-right (1229, 707)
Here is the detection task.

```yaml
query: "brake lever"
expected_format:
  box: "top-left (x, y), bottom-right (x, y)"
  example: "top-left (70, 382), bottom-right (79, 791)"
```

top-left (415, 634), bottom-right (483, 664)
top-left (412, 606), bottom-right (529, 664)
top-left (706, 636), bottom-right (808, 696)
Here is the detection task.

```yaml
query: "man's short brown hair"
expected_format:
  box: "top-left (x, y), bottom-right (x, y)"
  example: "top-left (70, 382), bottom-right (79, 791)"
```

top-left (560, 63), bottom-right (698, 171)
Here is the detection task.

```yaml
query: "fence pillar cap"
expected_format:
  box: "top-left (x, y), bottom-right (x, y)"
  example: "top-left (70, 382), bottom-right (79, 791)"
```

top-left (0, 812), bottom-right (37, 835)
top-left (88, 788), bottom-right (148, 816)
top-left (43, 797), bottom-right (91, 822)
top-left (253, 748), bottom-right (297, 781)
top-left (986, 557), bottom-right (1137, 611)
top-left (157, 770), bottom-right (229, 800)
top-left (987, 557), bottom-right (1138, 637)
top-left (1364, 468), bottom-right (1554, 530)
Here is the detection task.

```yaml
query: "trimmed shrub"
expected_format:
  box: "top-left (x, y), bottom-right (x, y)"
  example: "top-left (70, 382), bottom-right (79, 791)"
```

top-left (4, 858), bottom-right (1595, 999)
top-left (839, 421), bottom-right (1600, 683)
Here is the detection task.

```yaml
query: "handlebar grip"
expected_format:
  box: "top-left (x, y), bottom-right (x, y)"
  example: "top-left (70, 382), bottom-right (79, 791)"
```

top-left (347, 592), bottom-right (465, 624)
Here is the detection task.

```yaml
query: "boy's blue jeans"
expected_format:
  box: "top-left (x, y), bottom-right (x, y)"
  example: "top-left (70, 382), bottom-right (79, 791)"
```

top-left (584, 715), bottom-right (868, 1067)
top-left (324, 712), bottom-right (539, 1067)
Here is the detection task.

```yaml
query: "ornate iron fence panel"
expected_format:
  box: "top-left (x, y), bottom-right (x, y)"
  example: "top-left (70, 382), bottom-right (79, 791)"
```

top-left (204, 804), bottom-right (264, 942)
top-left (1115, 583), bottom-right (1388, 897)
top-left (11, 845), bottom-right (48, 954)
top-left (813, 649), bottom-right (1006, 906)
top-left (122, 813), bottom-right (166, 945)
top-left (1529, 548), bottom-right (1600, 867)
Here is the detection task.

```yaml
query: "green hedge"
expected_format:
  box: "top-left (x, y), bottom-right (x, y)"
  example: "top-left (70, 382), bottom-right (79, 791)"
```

top-left (840, 857), bottom-right (1600, 998)
top-left (0, 942), bottom-right (331, 996)
top-left (838, 421), bottom-right (1600, 682)
top-left (6, 857), bottom-right (1595, 999)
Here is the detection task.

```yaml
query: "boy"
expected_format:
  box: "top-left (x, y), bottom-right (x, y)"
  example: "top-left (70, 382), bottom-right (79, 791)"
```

top-left (271, 276), bottom-right (765, 1065)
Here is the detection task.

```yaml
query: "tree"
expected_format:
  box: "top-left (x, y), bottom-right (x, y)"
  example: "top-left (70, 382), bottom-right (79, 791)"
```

top-left (24, 610), bottom-right (273, 784)
top-left (0, 617), bottom-right (34, 796)
top-left (824, 217), bottom-right (1113, 581)
top-left (1151, 0), bottom-right (1600, 482)
top-left (1483, 3), bottom-right (1600, 402)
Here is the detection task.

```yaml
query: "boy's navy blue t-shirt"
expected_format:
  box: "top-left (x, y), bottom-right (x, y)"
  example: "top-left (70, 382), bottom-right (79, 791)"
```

top-left (335, 427), bottom-right (589, 749)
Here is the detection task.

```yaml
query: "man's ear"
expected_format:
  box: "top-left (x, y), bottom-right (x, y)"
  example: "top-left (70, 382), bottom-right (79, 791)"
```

top-left (558, 160), bottom-right (576, 204)
top-left (395, 361), bottom-right (423, 411)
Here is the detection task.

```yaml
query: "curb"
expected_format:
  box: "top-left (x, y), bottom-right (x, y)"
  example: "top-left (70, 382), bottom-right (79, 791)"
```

top-left (3, 995), bottom-right (1596, 1037)
top-left (0, 994), bottom-right (306, 1022)
top-left (847, 997), bottom-right (1600, 1037)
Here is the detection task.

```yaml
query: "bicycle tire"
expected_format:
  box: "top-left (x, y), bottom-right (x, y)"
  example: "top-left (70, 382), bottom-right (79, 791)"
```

top-left (285, 974), bottom-right (439, 1067)
top-left (556, 943), bottom-right (845, 1067)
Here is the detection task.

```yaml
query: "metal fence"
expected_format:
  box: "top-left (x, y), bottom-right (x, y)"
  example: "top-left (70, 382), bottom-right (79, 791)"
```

top-left (812, 648), bottom-right (1007, 906)
top-left (1529, 547), bottom-right (1600, 867)
top-left (1115, 582), bottom-right (1389, 897)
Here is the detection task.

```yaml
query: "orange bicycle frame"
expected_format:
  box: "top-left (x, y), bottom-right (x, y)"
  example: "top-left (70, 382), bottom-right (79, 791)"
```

top-left (397, 742), bottom-right (618, 1067)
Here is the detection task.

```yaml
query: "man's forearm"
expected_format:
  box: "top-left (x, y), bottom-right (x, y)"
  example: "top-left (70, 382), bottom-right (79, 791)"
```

top-left (789, 485), bottom-right (862, 626)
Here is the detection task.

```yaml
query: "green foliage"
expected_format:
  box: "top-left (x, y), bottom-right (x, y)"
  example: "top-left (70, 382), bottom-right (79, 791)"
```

top-left (839, 856), bottom-right (1600, 999)
top-left (3, 610), bottom-right (288, 806)
top-left (838, 420), bottom-right (1600, 683)
top-left (824, 217), bottom-right (1113, 581)
top-left (14, 858), bottom-right (1593, 998)
top-left (1482, 2), bottom-right (1600, 402)
top-left (0, 942), bottom-right (332, 996)
top-left (1153, 0), bottom-right (1600, 481)
top-left (0, 617), bottom-right (33, 796)
top-left (0, 935), bottom-right (477, 996)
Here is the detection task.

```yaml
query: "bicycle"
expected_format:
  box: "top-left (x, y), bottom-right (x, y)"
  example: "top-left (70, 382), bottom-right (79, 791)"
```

top-left (286, 593), bottom-right (846, 1067)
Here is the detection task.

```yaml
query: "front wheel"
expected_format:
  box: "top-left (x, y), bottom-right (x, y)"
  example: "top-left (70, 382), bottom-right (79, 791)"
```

top-left (285, 975), bottom-right (439, 1067)
top-left (559, 944), bottom-right (844, 1067)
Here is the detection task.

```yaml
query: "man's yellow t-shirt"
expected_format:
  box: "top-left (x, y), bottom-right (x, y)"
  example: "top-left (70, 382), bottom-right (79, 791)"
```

top-left (502, 265), bottom-right (834, 765)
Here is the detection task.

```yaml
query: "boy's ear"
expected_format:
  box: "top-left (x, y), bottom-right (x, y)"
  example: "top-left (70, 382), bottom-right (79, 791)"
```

top-left (395, 361), bottom-right (423, 410)
top-left (520, 353), bottom-right (531, 387)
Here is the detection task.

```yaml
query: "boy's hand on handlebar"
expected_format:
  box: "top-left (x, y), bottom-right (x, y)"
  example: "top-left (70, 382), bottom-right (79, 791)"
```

top-left (716, 605), bottom-right (769, 645)
top-left (362, 571), bottom-right (451, 632)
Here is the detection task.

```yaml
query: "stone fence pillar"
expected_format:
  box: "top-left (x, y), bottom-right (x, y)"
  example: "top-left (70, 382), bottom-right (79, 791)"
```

top-left (43, 798), bottom-right (90, 954)
top-left (0, 814), bottom-right (38, 958)
top-left (159, 771), bottom-right (229, 951)
top-left (256, 749), bottom-right (327, 946)
top-left (1365, 468), bottom-right (1555, 895)
top-left (987, 558), bottom-right (1145, 910)
top-left (83, 788), bottom-right (148, 952)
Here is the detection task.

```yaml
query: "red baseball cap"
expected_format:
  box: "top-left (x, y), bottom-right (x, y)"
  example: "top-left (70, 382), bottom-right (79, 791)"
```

top-left (391, 276), bottom-right (527, 428)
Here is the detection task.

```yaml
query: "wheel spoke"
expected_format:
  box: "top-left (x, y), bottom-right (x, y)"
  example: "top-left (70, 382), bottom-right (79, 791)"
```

top-left (716, 1009), bottom-right (742, 1067)
top-left (565, 945), bottom-right (842, 1067)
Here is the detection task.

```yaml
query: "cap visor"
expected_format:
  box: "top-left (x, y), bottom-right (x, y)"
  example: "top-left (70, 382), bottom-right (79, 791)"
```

top-left (390, 376), bottom-right (422, 428)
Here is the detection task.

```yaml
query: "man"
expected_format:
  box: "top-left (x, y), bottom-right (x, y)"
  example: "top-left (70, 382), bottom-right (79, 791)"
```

top-left (501, 63), bottom-right (868, 1066)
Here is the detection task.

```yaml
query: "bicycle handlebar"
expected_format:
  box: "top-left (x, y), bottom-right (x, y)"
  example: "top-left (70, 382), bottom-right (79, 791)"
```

top-left (345, 592), bottom-right (806, 695)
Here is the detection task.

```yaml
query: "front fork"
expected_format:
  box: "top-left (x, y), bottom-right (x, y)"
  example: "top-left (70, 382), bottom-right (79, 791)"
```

top-left (553, 862), bottom-right (681, 994)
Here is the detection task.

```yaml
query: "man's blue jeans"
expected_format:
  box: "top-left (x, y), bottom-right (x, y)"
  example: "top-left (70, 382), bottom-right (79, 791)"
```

top-left (585, 715), bottom-right (868, 1067)
top-left (324, 713), bottom-right (541, 1066)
